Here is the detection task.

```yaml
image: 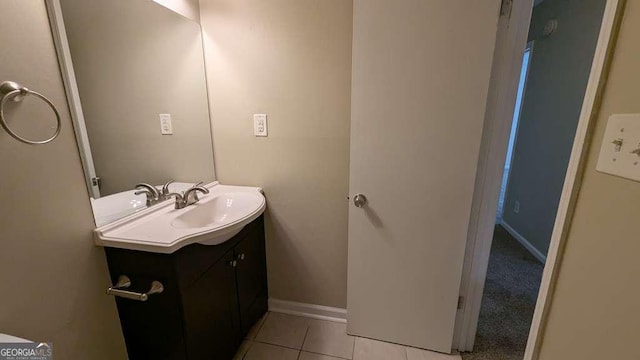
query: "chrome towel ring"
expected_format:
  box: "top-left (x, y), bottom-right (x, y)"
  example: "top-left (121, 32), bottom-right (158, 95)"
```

top-left (0, 80), bottom-right (62, 145)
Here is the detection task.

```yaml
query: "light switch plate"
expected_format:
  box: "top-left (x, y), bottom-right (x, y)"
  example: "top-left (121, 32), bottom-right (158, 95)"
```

top-left (159, 113), bottom-right (173, 135)
top-left (254, 114), bottom-right (267, 137)
top-left (596, 114), bottom-right (640, 182)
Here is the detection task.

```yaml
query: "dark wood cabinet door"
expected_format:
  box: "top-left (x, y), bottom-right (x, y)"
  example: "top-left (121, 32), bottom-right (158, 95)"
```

top-left (182, 251), bottom-right (241, 360)
top-left (115, 278), bottom-right (187, 360)
top-left (105, 248), bottom-right (187, 360)
top-left (234, 219), bottom-right (268, 334)
top-left (107, 216), bottom-right (267, 359)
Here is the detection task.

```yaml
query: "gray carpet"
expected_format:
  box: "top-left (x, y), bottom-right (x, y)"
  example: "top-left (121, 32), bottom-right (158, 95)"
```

top-left (461, 225), bottom-right (544, 360)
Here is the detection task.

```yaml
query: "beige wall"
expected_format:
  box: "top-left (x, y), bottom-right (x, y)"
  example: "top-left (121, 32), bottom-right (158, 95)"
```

top-left (61, 0), bottom-right (215, 196)
top-left (3, 2), bottom-right (636, 358)
top-left (503, 0), bottom-right (607, 256)
top-left (538, 2), bottom-right (640, 359)
top-left (200, 0), bottom-right (353, 308)
top-left (0, 2), bottom-right (126, 359)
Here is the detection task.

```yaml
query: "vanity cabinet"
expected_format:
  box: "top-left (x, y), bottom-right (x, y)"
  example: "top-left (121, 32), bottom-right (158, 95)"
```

top-left (104, 215), bottom-right (267, 360)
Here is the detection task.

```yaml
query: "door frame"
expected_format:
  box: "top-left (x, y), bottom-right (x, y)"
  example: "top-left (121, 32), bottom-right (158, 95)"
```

top-left (454, 0), bottom-right (624, 357)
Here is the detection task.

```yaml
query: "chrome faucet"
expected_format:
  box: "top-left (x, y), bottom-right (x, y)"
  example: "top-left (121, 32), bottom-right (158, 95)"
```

top-left (134, 183), bottom-right (161, 206)
top-left (134, 180), bottom-right (175, 206)
top-left (167, 182), bottom-right (210, 209)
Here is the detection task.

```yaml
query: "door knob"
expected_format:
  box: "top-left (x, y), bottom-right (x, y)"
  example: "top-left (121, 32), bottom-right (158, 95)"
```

top-left (353, 194), bottom-right (368, 208)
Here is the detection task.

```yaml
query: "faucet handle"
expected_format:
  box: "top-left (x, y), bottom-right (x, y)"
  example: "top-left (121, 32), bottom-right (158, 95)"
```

top-left (189, 181), bottom-right (204, 189)
top-left (193, 185), bottom-right (209, 193)
top-left (161, 179), bottom-right (175, 195)
top-left (191, 186), bottom-right (209, 196)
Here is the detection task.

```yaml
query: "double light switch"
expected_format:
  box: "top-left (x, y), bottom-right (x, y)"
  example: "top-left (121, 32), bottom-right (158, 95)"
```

top-left (254, 114), bottom-right (268, 137)
top-left (596, 114), bottom-right (640, 182)
top-left (159, 113), bottom-right (173, 135)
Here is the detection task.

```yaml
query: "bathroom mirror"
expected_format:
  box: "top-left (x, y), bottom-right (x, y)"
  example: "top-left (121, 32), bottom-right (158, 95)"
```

top-left (54, 0), bottom-right (216, 226)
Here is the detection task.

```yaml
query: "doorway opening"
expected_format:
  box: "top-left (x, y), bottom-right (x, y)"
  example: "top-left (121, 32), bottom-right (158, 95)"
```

top-left (462, 0), bottom-right (611, 359)
top-left (497, 42), bottom-right (532, 222)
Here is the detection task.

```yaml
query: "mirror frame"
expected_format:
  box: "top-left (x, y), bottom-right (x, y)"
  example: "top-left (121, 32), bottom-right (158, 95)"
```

top-left (47, 0), bottom-right (101, 198)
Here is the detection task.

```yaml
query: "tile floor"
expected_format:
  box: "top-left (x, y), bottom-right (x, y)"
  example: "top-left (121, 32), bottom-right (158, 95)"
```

top-left (235, 312), bottom-right (461, 360)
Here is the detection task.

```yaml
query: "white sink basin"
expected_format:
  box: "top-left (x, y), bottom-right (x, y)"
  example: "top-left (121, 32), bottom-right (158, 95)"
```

top-left (172, 192), bottom-right (261, 229)
top-left (94, 182), bottom-right (266, 253)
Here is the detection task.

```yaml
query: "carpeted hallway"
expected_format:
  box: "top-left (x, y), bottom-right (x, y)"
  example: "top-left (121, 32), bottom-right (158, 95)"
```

top-left (461, 225), bottom-right (544, 360)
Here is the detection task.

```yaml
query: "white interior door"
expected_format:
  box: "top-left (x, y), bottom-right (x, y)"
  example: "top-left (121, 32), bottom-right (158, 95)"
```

top-left (347, 0), bottom-right (501, 353)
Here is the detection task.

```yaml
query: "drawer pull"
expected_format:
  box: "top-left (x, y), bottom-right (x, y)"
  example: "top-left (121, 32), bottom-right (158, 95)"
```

top-left (106, 275), bottom-right (164, 302)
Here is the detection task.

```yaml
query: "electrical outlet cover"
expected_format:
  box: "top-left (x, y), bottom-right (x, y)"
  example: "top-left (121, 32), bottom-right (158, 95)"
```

top-left (596, 114), bottom-right (640, 182)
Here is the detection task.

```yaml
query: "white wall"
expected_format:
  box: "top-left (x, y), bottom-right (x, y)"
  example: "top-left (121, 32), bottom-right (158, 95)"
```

top-left (199, 0), bottom-right (353, 308)
top-left (153, 0), bottom-right (200, 22)
top-left (0, 2), bottom-right (127, 358)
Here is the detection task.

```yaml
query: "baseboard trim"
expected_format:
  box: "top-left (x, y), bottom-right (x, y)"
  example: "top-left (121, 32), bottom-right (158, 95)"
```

top-left (268, 298), bottom-right (347, 323)
top-left (500, 221), bottom-right (547, 264)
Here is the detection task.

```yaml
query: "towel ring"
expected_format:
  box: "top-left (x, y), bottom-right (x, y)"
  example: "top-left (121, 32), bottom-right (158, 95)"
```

top-left (0, 81), bottom-right (62, 145)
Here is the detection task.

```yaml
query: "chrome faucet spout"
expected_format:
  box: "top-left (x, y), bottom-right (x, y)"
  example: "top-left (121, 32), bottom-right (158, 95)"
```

top-left (135, 183), bottom-right (161, 206)
top-left (169, 183), bottom-right (209, 209)
top-left (135, 183), bottom-right (160, 198)
top-left (184, 186), bottom-right (209, 204)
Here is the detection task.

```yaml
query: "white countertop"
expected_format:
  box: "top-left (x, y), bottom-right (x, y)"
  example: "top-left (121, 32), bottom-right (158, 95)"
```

top-left (94, 182), bottom-right (266, 254)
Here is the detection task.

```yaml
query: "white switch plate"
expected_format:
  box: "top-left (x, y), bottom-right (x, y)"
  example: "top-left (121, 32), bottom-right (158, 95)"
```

top-left (159, 113), bottom-right (173, 135)
top-left (254, 114), bottom-right (267, 137)
top-left (596, 114), bottom-right (640, 182)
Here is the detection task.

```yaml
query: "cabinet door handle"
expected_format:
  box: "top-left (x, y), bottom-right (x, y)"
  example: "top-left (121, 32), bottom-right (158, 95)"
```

top-left (229, 260), bottom-right (238, 268)
top-left (106, 275), bottom-right (164, 302)
top-left (237, 253), bottom-right (245, 261)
